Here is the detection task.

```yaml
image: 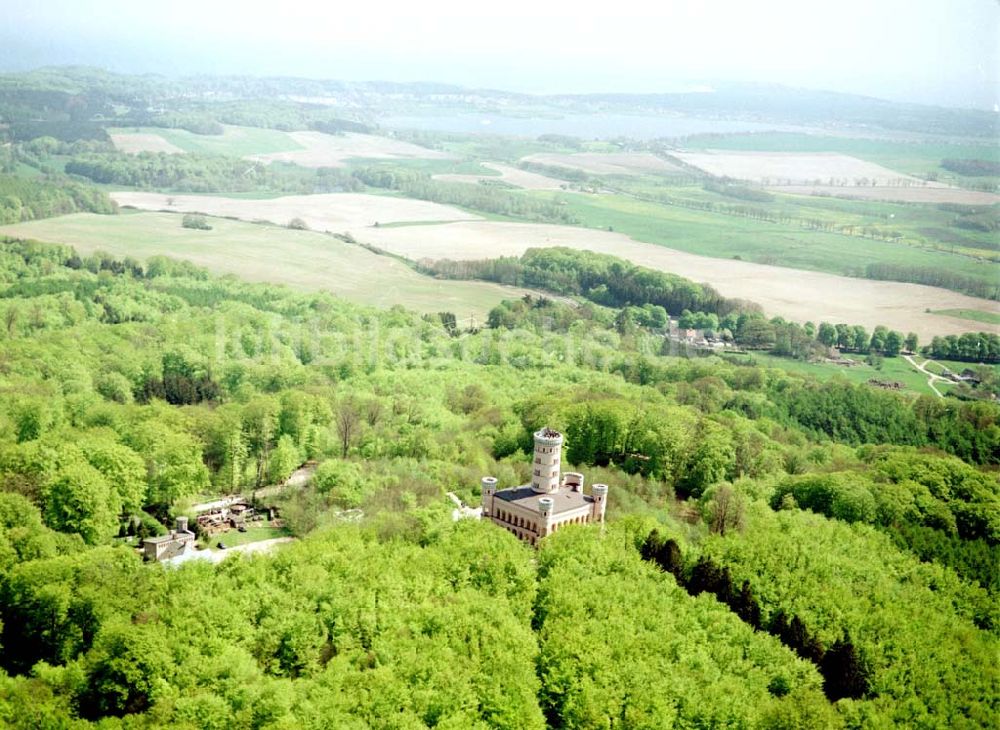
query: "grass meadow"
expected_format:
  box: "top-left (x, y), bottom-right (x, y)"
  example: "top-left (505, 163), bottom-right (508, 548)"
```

top-left (724, 351), bottom-right (937, 395)
top-left (0, 211), bottom-right (538, 318)
top-left (932, 309), bottom-right (1000, 326)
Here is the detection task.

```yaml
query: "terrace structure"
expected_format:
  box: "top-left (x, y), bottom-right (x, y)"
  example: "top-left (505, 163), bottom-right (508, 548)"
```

top-left (481, 427), bottom-right (608, 546)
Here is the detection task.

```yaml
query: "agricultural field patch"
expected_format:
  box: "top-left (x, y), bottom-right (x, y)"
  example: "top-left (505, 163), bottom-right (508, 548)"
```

top-left (107, 125), bottom-right (304, 157)
top-left (433, 162), bottom-right (567, 190)
top-left (247, 131), bottom-right (454, 168)
top-left (107, 131), bottom-right (185, 154)
top-left (349, 219), bottom-right (996, 339)
top-left (931, 308), bottom-right (1000, 326)
top-left (110, 191), bottom-right (480, 230)
top-left (676, 131), bottom-right (1000, 188)
top-left (673, 150), bottom-right (934, 186)
top-left (0, 212), bottom-right (537, 319)
top-left (519, 152), bottom-right (685, 176)
top-left (557, 192), bottom-right (999, 286)
top-left (770, 185), bottom-right (1000, 205)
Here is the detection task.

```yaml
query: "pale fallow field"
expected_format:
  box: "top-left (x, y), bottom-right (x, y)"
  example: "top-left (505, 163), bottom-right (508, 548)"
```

top-left (673, 150), bottom-right (933, 185)
top-left (111, 192), bottom-right (480, 231)
top-left (674, 150), bottom-right (1000, 205)
top-left (107, 132), bottom-right (185, 154)
top-left (246, 131), bottom-right (454, 168)
top-left (107, 125), bottom-right (303, 157)
top-left (108, 125), bottom-right (453, 167)
top-left (519, 152), bottom-right (686, 176)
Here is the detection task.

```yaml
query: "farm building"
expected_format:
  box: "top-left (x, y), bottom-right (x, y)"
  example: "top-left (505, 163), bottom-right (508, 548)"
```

top-left (481, 427), bottom-right (608, 546)
top-left (143, 516), bottom-right (195, 561)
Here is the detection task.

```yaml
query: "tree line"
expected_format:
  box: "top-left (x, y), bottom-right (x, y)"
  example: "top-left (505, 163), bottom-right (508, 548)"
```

top-left (422, 246), bottom-right (758, 318)
top-left (925, 332), bottom-right (1000, 363)
top-left (0, 173), bottom-right (115, 224)
top-left (865, 262), bottom-right (999, 300)
top-left (64, 151), bottom-right (363, 194)
top-left (941, 158), bottom-right (1000, 177)
top-left (353, 166), bottom-right (578, 224)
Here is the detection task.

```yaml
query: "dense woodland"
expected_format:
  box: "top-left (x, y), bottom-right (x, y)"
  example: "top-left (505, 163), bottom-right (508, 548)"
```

top-left (0, 174), bottom-right (115, 224)
top-left (0, 240), bottom-right (995, 727)
top-left (419, 248), bottom-right (755, 319)
top-left (0, 65), bottom-right (997, 728)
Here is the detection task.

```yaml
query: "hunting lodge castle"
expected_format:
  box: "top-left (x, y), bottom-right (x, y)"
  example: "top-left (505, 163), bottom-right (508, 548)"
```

top-left (481, 427), bottom-right (608, 545)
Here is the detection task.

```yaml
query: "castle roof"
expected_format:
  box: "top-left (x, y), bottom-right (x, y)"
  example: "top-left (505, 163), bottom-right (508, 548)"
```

top-left (495, 485), bottom-right (593, 515)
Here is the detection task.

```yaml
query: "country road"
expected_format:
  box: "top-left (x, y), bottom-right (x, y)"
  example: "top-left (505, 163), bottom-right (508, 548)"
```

top-left (903, 354), bottom-right (947, 398)
top-left (163, 537), bottom-right (295, 566)
top-left (191, 463), bottom-right (317, 513)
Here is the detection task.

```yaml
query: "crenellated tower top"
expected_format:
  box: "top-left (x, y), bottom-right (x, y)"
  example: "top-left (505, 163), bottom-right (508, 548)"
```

top-left (531, 427), bottom-right (563, 494)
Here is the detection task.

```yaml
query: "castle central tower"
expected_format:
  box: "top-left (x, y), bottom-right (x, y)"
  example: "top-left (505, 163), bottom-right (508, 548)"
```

top-left (531, 427), bottom-right (563, 494)
top-left (481, 425), bottom-right (609, 547)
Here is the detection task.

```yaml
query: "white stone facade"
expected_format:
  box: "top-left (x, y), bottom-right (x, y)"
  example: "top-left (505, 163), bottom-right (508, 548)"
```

top-left (482, 427), bottom-right (608, 546)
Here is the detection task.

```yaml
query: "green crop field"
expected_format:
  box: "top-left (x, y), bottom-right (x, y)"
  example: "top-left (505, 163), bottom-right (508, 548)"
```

top-left (612, 182), bottom-right (1000, 261)
top-left (349, 157), bottom-right (504, 176)
top-left (550, 190), bottom-right (999, 287)
top-left (0, 211), bottom-right (541, 318)
top-left (108, 125), bottom-right (304, 157)
top-left (932, 308), bottom-right (1000, 325)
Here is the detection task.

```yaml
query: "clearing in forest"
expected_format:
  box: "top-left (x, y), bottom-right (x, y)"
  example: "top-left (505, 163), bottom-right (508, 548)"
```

top-left (110, 191), bottom-right (481, 230)
top-left (0, 212), bottom-right (536, 319)
top-left (519, 152), bottom-right (686, 176)
top-left (348, 219), bottom-right (998, 339)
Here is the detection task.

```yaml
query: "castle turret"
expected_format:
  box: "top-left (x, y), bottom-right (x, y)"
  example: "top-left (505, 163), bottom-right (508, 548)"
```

top-left (175, 515), bottom-right (189, 534)
top-left (531, 427), bottom-right (563, 494)
top-left (480, 476), bottom-right (498, 517)
top-left (563, 472), bottom-right (584, 493)
top-left (591, 484), bottom-right (608, 523)
top-left (538, 496), bottom-right (554, 536)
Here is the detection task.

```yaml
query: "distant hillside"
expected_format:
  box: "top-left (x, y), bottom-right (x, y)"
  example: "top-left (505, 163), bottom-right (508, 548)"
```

top-left (0, 67), bottom-right (996, 143)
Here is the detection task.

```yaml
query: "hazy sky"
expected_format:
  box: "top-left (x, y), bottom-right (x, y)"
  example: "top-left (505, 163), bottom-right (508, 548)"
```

top-left (3, 0), bottom-right (998, 109)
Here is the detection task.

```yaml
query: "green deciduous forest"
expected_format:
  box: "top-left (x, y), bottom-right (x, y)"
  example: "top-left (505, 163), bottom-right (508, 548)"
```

top-left (0, 239), bottom-right (996, 727)
top-left (0, 60), bottom-right (997, 729)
